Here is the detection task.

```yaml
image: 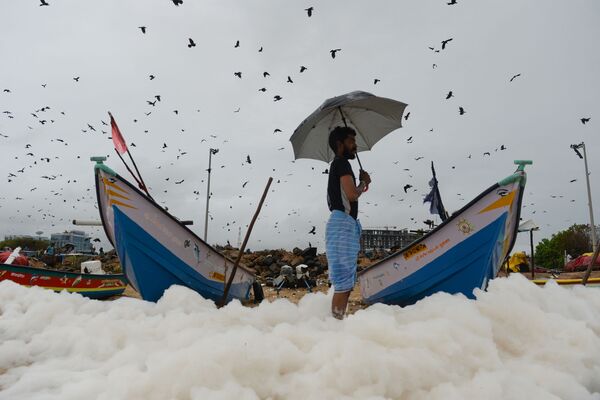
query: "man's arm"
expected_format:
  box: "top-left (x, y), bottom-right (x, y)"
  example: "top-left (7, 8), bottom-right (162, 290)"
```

top-left (341, 175), bottom-right (368, 202)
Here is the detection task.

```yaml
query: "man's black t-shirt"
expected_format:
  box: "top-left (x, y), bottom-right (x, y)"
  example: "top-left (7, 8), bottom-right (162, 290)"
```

top-left (327, 156), bottom-right (358, 219)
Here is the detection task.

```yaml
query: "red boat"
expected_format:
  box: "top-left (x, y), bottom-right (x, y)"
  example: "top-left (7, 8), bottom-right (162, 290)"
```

top-left (0, 263), bottom-right (128, 299)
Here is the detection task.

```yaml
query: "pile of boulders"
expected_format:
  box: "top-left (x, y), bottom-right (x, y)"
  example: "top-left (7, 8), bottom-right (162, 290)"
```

top-left (219, 246), bottom-right (329, 284)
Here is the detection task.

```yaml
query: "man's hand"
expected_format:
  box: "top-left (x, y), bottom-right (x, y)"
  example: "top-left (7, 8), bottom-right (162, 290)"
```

top-left (359, 170), bottom-right (371, 185)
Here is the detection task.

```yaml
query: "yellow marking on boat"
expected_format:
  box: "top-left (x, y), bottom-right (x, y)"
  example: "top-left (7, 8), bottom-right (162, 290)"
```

top-left (403, 243), bottom-right (427, 260)
top-left (107, 189), bottom-right (131, 201)
top-left (532, 277), bottom-right (600, 285)
top-left (478, 190), bottom-right (516, 214)
top-left (109, 199), bottom-right (137, 209)
top-left (210, 271), bottom-right (225, 282)
top-left (102, 178), bottom-right (128, 194)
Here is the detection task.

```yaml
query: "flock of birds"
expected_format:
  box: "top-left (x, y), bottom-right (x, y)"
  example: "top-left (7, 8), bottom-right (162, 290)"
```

top-left (0, 1), bottom-right (594, 248)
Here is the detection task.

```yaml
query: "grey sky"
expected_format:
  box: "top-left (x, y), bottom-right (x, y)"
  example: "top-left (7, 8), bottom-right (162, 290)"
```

top-left (1, 0), bottom-right (599, 254)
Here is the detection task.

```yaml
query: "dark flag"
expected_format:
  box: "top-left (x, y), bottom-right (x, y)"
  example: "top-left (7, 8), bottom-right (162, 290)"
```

top-left (423, 161), bottom-right (448, 221)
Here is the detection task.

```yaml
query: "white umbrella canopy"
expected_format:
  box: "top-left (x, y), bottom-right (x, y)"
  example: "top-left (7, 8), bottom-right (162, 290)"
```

top-left (290, 91), bottom-right (408, 165)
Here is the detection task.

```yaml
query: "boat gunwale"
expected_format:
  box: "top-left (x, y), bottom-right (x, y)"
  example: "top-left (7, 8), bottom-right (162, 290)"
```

top-left (94, 169), bottom-right (256, 276)
top-left (0, 262), bottom-right (128, 280)
top-left (358, 169), bottom-right (526, 277)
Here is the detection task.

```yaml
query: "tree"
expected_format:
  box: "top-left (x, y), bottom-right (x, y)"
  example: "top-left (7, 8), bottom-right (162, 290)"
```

top-left (534, 224), bottom-right (594, 269)
top-left (535, 238), bottom-right (563, 269)
top-left (0, 238), bottom-right (50, 251)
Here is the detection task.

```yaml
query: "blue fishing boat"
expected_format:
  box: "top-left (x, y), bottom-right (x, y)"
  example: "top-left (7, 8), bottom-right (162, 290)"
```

top-left (92, 157), bottom-right (260, 303)
top-left (358, 160), bottom-right (531, 306)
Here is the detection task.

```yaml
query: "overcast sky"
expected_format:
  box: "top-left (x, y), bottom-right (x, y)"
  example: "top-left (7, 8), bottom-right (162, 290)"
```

top-left (1, 0), bottom-right (599, 254)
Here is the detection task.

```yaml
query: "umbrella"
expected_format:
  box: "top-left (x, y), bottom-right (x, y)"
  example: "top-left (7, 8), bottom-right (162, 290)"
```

top-left (290, 90), bottom-right (408, 170)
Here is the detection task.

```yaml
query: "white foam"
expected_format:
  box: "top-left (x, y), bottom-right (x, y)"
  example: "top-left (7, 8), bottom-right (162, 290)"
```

top-left (1, 274), bottom-right (599, 399)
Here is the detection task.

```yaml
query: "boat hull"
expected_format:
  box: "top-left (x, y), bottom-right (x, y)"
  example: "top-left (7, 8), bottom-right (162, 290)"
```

top-left (94, 164), bottom-right (256, 303)
top-left (359, 168), bottom-right (525, 306)
top-left (0, 264), bottom-right (127, 299)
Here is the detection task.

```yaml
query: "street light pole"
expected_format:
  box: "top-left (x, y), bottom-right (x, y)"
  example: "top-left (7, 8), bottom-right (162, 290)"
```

top-left (572, 142), bottom-right (597, 253)
top-left (582, 143), bottom-right (597, 254)
top-left (204, 148), bottom-right (218, 242)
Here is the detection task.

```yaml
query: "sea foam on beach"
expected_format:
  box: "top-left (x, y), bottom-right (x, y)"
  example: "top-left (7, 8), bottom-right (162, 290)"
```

top-left (0, 274), bottom-right (599, 400)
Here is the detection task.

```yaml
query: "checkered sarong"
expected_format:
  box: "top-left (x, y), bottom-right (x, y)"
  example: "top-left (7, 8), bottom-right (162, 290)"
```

top-left (325, 210), bottom-right (362, 292)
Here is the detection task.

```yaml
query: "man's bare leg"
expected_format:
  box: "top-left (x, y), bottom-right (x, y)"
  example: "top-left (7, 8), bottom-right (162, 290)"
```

top-left (331, 290), bottom-right (351, 319)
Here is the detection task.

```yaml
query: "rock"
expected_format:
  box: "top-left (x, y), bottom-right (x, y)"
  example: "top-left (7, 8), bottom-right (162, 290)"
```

top-left (301, 247), bottom-right (317, 259)
top-left (261, 255), bottom-right (274, 266)
top-left (268, 263), bottom-right (280, 274)
top-left (290, 255), bottom-right (305, 267)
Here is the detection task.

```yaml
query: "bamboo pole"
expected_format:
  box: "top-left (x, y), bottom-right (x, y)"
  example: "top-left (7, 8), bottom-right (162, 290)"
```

top-left (218, 177), bottom-right (273, 307)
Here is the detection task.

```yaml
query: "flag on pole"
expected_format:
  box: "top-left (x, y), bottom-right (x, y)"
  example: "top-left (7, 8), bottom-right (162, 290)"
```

top-left (109, 112), bottom-right (128, 155)
top-left (423, 161), bottom-right (448, 221)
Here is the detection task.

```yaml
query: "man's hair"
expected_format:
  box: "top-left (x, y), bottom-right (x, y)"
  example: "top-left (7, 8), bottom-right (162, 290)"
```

top-left (328, 126), bottom-right (356, 152)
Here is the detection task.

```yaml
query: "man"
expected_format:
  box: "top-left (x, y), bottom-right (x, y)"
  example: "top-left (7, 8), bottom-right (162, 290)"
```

top-left (326, 126), bottom-right (371, 319)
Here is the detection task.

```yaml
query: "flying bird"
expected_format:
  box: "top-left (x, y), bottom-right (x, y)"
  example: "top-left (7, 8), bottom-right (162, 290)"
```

top-left (149, 74), bottom-right (155, 80)
top-left (305, 7), bottom-right (314, 17)
top-left (40, 0), bottom-right (49, 5)
top-left (581, 117), bottom-right (590, 125)
top-left (287, 76), bottom-right (293, 83)
top-left (441, 38), bottom-right (453, 49)
top-left (234, 40), bottom-right (240, 48)
top-left (73, 77), bottom-right (80, 82)
top-left (172, 0), bottom-right (183, 5)
top-left (175, 179), bottom-right (184, 184)
top-left (404, 112), bottom-right (410, 120)
top-left (509, 73), bottom-right (521, 82)
top-left (483, 152), bottom-right (491, 156)
top-left (330, 49), bottom-right (341, 59)
top-left (459, 106), bottom-right (465, 115)
top-left (139, 26), bottom-right (146, 34)
top-left (447, 0), bottom-right (457, 4)
top-left (308, 226), bottom-right (316, 235)
top-left (246, 155), bottom-right (252, 164)
top-left (403, 184), bottom-right (412, 193)
top-left (300, 66), bottom-right (308, 73)
top-left (187, 38), bottom-right (196, 48)
top-left (263, 71), bottom-right (270, 77)
top-left (258, 87), bottom-right (266, 92)
top-left (234, 72), bottom-right (242, 78)
top-left (273, 95), bottom-right (282, 101)
top-left (446, 91), bottom-right (453, 99)
top-left (273, 128), bottom-right (282, 134)
top-left (374, 79), bottom-right (380, 85)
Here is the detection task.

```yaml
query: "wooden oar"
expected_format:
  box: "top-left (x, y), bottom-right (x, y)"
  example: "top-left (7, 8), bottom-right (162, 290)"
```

top-left (218, 177), bottom-right (273, 307)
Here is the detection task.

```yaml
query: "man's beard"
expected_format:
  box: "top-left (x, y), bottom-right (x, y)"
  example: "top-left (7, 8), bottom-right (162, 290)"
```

top-left (343, 147), bottom-right (356, 160)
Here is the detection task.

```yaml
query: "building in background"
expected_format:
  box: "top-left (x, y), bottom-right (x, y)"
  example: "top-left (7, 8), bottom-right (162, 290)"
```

top-left (360, 227), bottom-right (423, 252)
top-left (50, 230), bottom-right (94, 253)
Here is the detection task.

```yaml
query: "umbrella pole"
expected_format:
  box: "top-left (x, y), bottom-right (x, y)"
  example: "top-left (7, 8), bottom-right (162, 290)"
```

top-left (338, 107), bottom-right (365, 171)
top-left (355, 152), bottom-right (364, 171)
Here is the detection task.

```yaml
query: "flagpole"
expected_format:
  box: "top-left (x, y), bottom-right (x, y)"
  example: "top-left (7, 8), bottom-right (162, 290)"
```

top-left (115, 149), bottom-right (143, 188)
top-left (126, 150), bottom-right (152, 199)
